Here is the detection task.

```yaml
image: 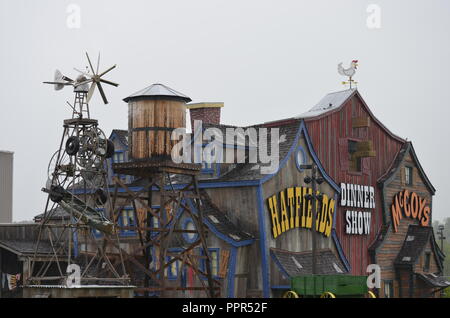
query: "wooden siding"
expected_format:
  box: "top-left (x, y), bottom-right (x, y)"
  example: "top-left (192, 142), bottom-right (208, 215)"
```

top-left (376, 151), bottom-right (436, 298)
top-left (305, 94), bottom-right (404, 275)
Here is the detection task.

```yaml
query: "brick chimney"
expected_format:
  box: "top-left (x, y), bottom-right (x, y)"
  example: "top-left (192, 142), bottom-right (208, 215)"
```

top-left (187, 102), bottom-right (224, 130)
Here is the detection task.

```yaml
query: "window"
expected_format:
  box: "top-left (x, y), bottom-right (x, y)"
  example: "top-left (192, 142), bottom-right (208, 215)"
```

top-left (166, 256), bottom-right (179, 280)
top-left (182, 218), bottom-right (199, 243)
top-left (164, 248), bottom-right (182, 280)
top-left (112, 151), bottom-right (127, 182)
top-left (119, 209), bottom-right (136, 236)
top-left (295, 146), bottom-right (308, 172)
top-left (405, 166), bottom-right (413, 186)
top-left (384, 280), bottom-right (393, 298)
top-left (348, 140), bottom-right (361, 172)
top-left (424, 252), bottom-right (431, 272)
top-left (201, 147), bottom-right (215, 174)
top-left (200, 248), bottom-right (220, 278)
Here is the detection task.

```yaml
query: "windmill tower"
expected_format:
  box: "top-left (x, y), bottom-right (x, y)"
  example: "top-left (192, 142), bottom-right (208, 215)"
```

top-left (25, 53), bottom-right (131, 295)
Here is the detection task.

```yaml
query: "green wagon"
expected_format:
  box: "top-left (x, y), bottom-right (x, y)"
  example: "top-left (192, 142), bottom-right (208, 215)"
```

top-left (283, 275), bottom-right (376, 298)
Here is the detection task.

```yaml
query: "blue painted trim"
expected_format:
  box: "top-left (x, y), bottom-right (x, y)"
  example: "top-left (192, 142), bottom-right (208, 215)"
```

top-left (332, 229), bottom-right (351, 272)
top-left (181, 217), bottom-right (199, 244)
top-left (227, 246), bottom-right (238, 298)
top-left (186, 199), bottom-right (254, 248)
top-left (109, 131), bottom-right (128, 148)
top-left (256, 185), bottom-right (270, 298)
top-left (269, 249), bottom-right (290, 279)
top-left (167, 247), bottom-right (183, 280)
top-left (294, 146), bottom-right (308, 172)
top-left (117, 206), bottom-right (137, 237)
top-left (199, 247), bottom-right (221, 280)
top-left (71, 217), bottom-right (79, 257)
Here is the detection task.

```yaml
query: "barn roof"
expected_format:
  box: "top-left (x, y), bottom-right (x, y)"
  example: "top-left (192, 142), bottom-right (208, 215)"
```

top-left (296, 88), bottom-right (356, 118)
top-left (378, 141), bottom-right (436, 194)
top-left (265, 88), bottom-right (405, 143)
top-left (123, 83), bottom-right (192, 103)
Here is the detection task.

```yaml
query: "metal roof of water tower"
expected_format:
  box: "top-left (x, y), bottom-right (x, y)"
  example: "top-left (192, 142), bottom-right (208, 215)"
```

top-left (123, 83), bottom-right (192, 103)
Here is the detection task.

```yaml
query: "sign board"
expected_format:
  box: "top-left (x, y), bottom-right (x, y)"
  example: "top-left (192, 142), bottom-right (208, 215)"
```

top-left (267, 186), bottom-right (336, 239)
top-left (340, 183), bottom-right (375, 235)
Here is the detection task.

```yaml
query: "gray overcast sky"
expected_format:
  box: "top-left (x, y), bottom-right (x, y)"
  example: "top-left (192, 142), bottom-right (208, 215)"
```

top-left (0, 0), bottom-right (449, 222)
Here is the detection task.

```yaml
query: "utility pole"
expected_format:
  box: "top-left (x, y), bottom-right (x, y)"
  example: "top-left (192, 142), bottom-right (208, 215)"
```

top-left (438, 225), bottom-right (445, 251)
top-left (301, 164), bottom-right (324, 275)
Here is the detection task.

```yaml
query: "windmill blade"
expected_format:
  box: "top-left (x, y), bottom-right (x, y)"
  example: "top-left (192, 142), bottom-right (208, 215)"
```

top-left (96, 52), bottom-right (100, 74)
top-left (74, 68), bottom-right (92, 78)
top-left (74, 78), bottom-right (93, 87)
top-left (99, 64), bottom-right (116, 77)
top-left (43, 81), bottom-right (72, 85)
top-left (85, 52), bottom-right (96, 75)
top-left (61, 76), bottom-right (74, 82)
top-left (87, 81), bottom-right (97, 103)
top-left (97, 82), bottom-right (108, 104)
top-left (99, 78), bottom-right (119, 87)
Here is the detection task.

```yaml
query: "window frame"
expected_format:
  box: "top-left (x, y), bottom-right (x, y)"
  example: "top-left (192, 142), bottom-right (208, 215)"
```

top-left (200, 248), bottom-right (220, 280)
top-left (405, 166), bottom-right (413, 186)
top-left (118, 207), bottom-right (137, 237)
top-left (111, 150), bottom-right (127, 183)
top-left (182, 217), bottom-right (199, 244)
top-left (383, 280), bottom-right (394, 298)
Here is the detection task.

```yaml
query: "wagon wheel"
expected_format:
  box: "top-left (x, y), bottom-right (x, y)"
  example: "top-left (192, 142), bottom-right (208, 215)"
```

top-left (367, 291), bottom-right (377, 298)
top-left (47, 149), bottom-right (75, 187)
top-left (283, 290), bottom-right (300, 298)
top-left (320, 292), bottom-right (336, 298)
top-left (75, 127), bottom-right (108, 168)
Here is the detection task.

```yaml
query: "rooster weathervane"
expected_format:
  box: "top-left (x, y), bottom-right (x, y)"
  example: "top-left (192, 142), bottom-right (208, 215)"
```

top-left (338, 60), bottom-right (358, 89)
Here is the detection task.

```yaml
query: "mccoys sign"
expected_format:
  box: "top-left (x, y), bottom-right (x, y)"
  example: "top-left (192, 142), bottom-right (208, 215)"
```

top-left (391, 189), bottom-right (430, 232)
top-left (267, 186), bottom-right (336, 239)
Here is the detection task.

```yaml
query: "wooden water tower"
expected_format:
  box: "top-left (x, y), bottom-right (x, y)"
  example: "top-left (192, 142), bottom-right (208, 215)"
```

top-left (123, 83), bottom-right (191, 161)
top-left (112, 84), bottom-right (218, 298)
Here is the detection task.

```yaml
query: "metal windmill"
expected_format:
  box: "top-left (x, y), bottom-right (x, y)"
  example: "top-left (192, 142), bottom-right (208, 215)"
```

top-left (44, 52), bottom-right (119, 118)
top-left (27, 53), bottom-right (129, 289)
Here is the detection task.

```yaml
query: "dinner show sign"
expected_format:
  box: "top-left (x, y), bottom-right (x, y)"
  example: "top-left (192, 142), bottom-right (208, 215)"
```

top-left (267, 186), bottom-right (336, 239)
top-left (391, 189), bottom-right (430, 232)
top-left (340, 183), bottom-right (375, 235)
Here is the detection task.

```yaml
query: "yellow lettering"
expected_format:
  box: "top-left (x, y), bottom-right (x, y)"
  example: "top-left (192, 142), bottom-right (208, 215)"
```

top-left (325, 199), bottom-right (335, 237)
top-left (280, 191), bottom-right (289, 232)
top-left (306, 188), bottom-right (313, 229)
top-left (268, 196), bottom-right (281, 238)
top-left (319, 194), bottom-right (329, 234)
top-left (287, 187), bottom-right (295, 229)
top-left (294, 187), bottom-right (301, 228)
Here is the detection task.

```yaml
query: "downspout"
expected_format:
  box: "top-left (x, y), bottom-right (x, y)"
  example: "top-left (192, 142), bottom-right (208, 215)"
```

top-left (256, 184), bottom-right (270, 297)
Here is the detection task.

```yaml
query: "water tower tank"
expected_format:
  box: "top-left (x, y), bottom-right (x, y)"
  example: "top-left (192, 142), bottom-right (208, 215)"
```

top-left (123, 84), bottom-right (192, 161)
